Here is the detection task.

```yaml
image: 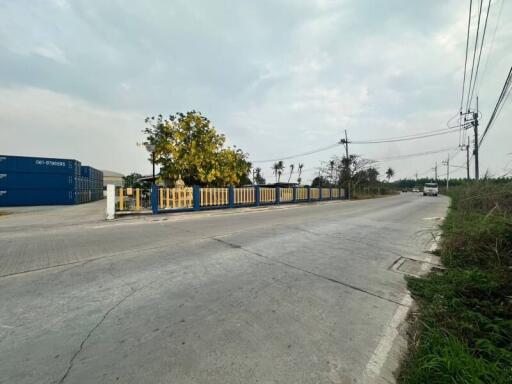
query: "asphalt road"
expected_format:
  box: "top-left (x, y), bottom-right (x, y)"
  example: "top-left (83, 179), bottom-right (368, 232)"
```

top-left (0, 194), bottom-right (448, 384)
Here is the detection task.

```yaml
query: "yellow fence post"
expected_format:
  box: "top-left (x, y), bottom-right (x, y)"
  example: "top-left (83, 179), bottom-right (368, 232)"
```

top-left (119, 188), bottom-right (124, 211)
top-left (135, 188), bottom-right (140, 210)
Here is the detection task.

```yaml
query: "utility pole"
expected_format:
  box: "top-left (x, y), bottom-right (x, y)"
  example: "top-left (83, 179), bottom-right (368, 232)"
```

top-left (473, 97), bottom-right (480, 181)
top-left (442, 154), bottom-right (450, 190)
top-left (340, 130), bottom-right (351, 199)
top-left (434, 162), bottom-right (438, 181)
top-left (466, 136), bottom-right (470, 181)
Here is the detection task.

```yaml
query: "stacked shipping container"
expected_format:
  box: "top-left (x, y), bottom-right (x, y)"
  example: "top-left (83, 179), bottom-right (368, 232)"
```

top-left (78, 166), bottom-right (104, 204)
top-left (0, 155), bottom-right (103, 206)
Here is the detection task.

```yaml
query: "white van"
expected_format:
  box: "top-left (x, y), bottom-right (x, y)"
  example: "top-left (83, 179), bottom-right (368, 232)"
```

top-left (423, 182), bottom-right (438, 196)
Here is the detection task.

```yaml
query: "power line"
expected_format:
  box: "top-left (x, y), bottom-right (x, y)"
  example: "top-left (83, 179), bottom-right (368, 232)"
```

top-left (479, 66), bottom-right (512, 146)
top-left (468, 0), bottom-right (492, 108)
top-left (466, 0), bottom-right (484, 112)
top-left (252, 143), bottom-right (339, 163)
top-left (477, 0), bottom-right (505, 97)
top-left (253, 126), bottom-right (460, 162)
top-left (460, 0), bottom-right (473, 112)
top-left (374, 147), bottom-right (459, 162)
top-left (351, 127), bottom-right (459, 144)
top-left (494, 82), bottom-right (512, 120)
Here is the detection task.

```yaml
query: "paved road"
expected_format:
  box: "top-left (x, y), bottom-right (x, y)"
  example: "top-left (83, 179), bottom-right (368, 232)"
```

top-left (0, 194), bottom-right (448, 384)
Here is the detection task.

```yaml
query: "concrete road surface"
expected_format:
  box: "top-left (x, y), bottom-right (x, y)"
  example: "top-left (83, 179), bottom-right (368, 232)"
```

top-left (0, 194), bottom-right (448, 384)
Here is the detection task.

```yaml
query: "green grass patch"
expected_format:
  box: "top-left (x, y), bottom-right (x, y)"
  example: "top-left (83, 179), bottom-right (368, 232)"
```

top-left (399, 181), bottom-right (512, 384)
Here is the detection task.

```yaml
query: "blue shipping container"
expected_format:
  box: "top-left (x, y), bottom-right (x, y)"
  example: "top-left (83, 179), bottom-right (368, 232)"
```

top-left (81, 166), bottom-right (91, 178)
top-left (0, 189), bottom-right (75, 206)
top-left (81, 166), bottom-right (103, 181)
top-left (0, 155), bottom-right (79, 175)
top-left (0, 172), bottom-right (76, 189)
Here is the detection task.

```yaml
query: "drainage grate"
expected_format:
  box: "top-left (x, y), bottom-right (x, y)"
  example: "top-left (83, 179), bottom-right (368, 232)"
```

top-left (389, 257), bottom-right (437, 278)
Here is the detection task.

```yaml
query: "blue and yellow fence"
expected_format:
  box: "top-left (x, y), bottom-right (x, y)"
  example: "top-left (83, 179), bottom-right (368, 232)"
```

top-left (234, 187), bottom-right (255, 205)
top-left (201, 187), bottom-right (229, 207)
top-left (159, 187), bottom-right (194, 209)
top-left (116, 187), bottom-right (151, 212)
top-left (259, 187), bottom-right (275, 204)
top-left (114, 185), bottom-right (345, 215)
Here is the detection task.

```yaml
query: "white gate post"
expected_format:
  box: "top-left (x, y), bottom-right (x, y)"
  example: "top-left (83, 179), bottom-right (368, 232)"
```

top-left (106, 184), bottom-right (116, 220)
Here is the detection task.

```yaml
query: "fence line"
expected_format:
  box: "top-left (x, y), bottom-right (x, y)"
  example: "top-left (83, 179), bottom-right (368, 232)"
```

top-left (112, 185), bottom-right (345, 217)
top-left (260, 187), bottom-right (276, 203)
top-left (201, 187), bottom-right (229, 207)
top-left (158, 187), bottom-right (194, 209)
top-left (296, 187), bottom-right (308, 200)
top-left (279, 188), bottom-right (293, 202)
top-left (234, 187), bottom-right (255, 205)
top-left (116, 187), bottom-right (149, 211)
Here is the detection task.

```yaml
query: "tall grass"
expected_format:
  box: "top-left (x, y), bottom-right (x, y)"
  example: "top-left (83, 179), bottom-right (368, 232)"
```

top-left (400, 181), bottom-right (512, 384)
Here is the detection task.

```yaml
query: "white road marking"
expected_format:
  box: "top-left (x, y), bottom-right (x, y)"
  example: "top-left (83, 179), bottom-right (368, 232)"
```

top-left (362, 294), bottom-right (412, 383)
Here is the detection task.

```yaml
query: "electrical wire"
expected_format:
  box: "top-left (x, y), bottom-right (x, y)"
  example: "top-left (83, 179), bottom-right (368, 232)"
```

top-left (253, 143), bottom-right (340, 163)
top-left (374, 147), bottom-right (459, 162)
top-left (253, 126), bottom-right (461, 162)
top-left (468, 0), bottom-right (492, 109)
top-left (493, 78), bottom-right (512, 122)
top-left (466, 0), bottom-right (484, 112)
top-left (351, 127), bottom-right (460, 144)
top-left (477, 0), bottom-right (505, 98)
top-left (460, 0), bottom-right (473, 112)
top-left (479, 66), bottom-right (512, 146)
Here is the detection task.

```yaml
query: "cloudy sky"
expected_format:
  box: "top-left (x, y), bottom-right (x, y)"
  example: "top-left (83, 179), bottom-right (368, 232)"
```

top-left (1, 0), bottom-right (511, 183)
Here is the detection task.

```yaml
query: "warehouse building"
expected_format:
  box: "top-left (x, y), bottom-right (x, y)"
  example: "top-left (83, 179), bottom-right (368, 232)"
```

top-left (102, 170), bottom-right (124, 188)
top-left (0, 155), bottom-right (103, 206)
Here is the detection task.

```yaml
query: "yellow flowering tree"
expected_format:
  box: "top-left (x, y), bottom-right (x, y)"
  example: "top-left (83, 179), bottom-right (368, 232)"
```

top-left (143, 111), bottom-right (251, 186)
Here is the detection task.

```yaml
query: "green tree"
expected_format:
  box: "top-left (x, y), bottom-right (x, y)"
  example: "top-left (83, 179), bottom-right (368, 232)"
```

top-left (386, 167), bottom-right (395, 182)
top-left (123, 173), bottom-right (144, 188)
top-left (143, 111), bottom-right (251, 186)
top-left (297, 163), bottom-right (304, 185)
top-left (311, 176), bottom-right (330, 187)
top-left (367, 167), bottom-right (379, 185)
top-left (253, 167), bottom-right (266, 185)
top-left (329, 160), bottom-right (335, 185)
top-left (272, 161), bottom-right (285, 183)
top-left (287, 163), bottom-right (295, 183)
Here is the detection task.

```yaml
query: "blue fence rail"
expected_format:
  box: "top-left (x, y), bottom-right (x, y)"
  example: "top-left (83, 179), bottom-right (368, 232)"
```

top-left (132, 185), bottom-right (346, 215)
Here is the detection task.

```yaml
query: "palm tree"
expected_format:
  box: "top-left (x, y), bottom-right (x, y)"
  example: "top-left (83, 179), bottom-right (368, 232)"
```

top-left (297, 163), bottom-right (304, 185)
top-left (272, 161), bottom-right (285, 183)
top-left (287, 164), bottom-right (295, 183)
top-left (386, 167), bottom-right (395, 182)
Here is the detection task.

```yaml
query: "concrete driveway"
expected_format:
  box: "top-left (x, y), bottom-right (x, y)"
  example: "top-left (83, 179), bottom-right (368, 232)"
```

top-left (0, 194), bottom-right (448, 384)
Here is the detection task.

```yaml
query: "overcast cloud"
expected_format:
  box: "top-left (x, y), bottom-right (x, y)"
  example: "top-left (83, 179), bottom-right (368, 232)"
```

top-left (0, 0), bottom-right (511, 182)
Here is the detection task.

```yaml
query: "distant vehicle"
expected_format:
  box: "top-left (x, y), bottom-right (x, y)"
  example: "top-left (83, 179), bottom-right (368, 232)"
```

top-left (423, 182), bottom-right (439, 196)
top-left (412, 188), bottom-right (420, 193)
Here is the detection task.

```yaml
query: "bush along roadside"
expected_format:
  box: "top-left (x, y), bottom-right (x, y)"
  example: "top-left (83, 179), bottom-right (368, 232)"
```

top-left (399, 182), bottom-right (512, 384)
